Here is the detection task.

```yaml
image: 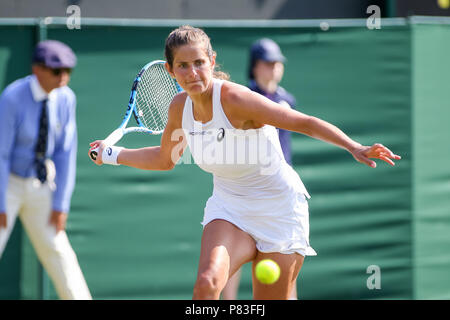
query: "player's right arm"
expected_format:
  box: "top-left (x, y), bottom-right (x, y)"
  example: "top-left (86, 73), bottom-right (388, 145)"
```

top-left (89, 93), bottom-right (187, 170)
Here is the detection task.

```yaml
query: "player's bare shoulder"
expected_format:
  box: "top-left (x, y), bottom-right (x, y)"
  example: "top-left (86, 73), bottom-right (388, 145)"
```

top-left (167, 91), bottom-right (188, 123)
top-left (220, 80), bottom-right (257, 115)
top-left (220, 80), bottom-right (252, 107)
top-left (220, 80), bottom-right (265, 129)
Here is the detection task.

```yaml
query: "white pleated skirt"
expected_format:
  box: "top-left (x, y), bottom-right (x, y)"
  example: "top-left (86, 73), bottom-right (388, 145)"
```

top-left (201, 188), bottom-right (317, 257)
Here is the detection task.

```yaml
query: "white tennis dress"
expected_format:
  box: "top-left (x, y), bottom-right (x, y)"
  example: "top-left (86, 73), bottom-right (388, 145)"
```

top-left (182, 79), bottom-right (316, 256)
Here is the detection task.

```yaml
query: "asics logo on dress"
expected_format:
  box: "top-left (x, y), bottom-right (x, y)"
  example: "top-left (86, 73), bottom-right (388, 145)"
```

top-left (217, 128), bottom-right (225, 142)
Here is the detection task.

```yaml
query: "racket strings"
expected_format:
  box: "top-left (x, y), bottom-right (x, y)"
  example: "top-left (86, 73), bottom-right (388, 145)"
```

top-left (135, 63), bottom-right (179, 131)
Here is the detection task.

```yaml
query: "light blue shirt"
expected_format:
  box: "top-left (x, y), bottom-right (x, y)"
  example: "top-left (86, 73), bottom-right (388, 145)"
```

top-left (0, 75), bottom-right (77, 213)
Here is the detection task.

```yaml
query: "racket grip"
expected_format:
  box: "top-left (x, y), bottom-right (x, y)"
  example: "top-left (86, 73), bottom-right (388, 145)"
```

top-left (90, 147), bottom-right (99, 161)
top-left (90, 129), bottom-right (124, 161)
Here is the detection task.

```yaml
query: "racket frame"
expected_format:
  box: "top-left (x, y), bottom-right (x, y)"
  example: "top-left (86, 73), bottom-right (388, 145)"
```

top-left (89, 60), bottom-right (182, 160)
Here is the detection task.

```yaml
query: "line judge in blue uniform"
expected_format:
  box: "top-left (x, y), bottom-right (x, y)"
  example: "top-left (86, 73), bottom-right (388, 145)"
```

top-left (0, 40), bottom-right (91, 299)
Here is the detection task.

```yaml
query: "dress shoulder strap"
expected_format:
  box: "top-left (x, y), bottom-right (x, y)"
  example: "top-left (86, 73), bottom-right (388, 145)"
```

top-left (211, 79), bottom-right (235, 129)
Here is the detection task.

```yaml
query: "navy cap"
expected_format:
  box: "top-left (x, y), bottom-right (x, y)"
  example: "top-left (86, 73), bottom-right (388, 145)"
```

top-left (248, 38), bottom-right (285, 79)
top-left (250, 38), bottom-right (285, 63)
top-left (32, 40), bottom-right (77, 69)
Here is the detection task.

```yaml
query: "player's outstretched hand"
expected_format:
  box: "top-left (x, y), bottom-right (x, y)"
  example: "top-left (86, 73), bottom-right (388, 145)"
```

top-left (88, 140), bottom-right (105, 165)
top-left (350, 143), bottom-right (401, 168)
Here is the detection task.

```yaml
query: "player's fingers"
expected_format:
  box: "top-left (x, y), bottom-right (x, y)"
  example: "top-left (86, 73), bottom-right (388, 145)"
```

top-left (370, 143), bottom-right (388, 152)
top-left (382, 152), bottom-right (401, 160)
top-left (378, 155), bottom-right (395, 166)
top-left (369, 146), bottom-right (400, 161)
top-left (89, 140), bottom-right (102, 147)
top-left (368, 151), bottom-right (396, 165)
top-left (373, 143), bottom-right (385, 149)
top-left (87, 146), bottom-right (103, 165)
top-left (375, 150), bottom-right (402, 161)
top-left (374, 144), bottom-right (401, 159)
top-left (356, 154), bottom-right (376, 168)
top-left (363, 160), bottom-right (376, 168)
top-left (376, 152), bottom-right (393, 159)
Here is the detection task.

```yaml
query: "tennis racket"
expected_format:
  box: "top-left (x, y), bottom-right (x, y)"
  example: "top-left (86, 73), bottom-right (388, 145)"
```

top-left (89, 60), bottom-right (182, 160)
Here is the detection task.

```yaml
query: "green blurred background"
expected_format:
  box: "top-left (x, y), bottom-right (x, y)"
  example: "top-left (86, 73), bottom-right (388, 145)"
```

top-left (0, 17), bottom-right (449, 299)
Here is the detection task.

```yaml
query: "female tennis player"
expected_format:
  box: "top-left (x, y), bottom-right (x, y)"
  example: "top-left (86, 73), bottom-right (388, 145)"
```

top-left (222, 37), bottom-right (299, 300)
top-left (89, 25), bottom-right (401, 300)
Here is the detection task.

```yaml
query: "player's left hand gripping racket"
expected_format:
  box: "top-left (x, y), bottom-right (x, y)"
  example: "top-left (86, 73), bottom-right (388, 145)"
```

top-left (89, 60), bottom-right (182, 161)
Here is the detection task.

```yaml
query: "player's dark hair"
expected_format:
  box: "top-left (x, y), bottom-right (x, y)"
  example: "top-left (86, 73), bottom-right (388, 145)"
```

top-left (164, 25), bottom-right (230, 80)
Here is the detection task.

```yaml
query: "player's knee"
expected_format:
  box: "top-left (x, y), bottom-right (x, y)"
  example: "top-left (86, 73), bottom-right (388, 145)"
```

top-left (193, 272), bottom-right (222, 299)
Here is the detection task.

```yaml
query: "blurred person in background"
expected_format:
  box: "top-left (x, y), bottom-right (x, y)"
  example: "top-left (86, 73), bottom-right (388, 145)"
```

top-left (0, 40), bottom-right (91, 300)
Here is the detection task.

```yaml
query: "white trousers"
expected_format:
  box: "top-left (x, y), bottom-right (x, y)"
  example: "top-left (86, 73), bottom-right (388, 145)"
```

top-left (0, 174), bottom-right (92, 300)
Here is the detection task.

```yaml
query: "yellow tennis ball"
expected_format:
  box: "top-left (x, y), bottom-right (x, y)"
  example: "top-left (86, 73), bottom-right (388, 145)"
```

top-left (438, 0), bottom-right (450, 9)
top-left (255, 259), bottom-right (280, 284)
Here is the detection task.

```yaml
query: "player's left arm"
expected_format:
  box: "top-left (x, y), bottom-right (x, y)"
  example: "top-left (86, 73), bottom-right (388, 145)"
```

top-left (222, 81), bottom-right (401, 168)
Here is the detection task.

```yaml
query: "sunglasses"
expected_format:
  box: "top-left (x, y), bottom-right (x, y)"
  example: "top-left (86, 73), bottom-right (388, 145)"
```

top-left (49, 67), bottom-right (72, 76)
top-left (39, 64), bottom-right (72, 76)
